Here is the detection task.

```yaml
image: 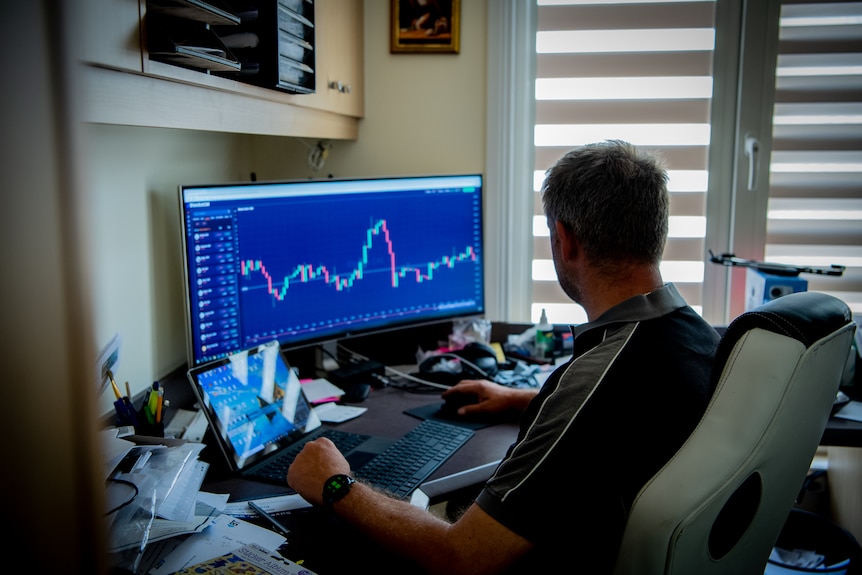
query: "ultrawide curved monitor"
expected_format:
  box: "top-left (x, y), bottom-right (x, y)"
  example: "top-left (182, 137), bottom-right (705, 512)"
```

top-left (179, 174), bottom-right (486, 367)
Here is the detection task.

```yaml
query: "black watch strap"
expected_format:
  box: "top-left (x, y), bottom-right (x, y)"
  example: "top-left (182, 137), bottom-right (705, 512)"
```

top-left (322, 474), bottom-right (355, 506)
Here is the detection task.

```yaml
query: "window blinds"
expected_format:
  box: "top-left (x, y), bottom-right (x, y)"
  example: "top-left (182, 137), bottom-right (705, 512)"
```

top-left (532, 0), bottom-right (716, 324)
top-left (767, 1), bottom-right (862, 316)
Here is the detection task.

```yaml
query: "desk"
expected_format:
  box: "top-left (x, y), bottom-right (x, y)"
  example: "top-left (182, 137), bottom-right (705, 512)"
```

top-left (200, 382), bottom-right (519, 502)
top-left (184, 377), bottom-right (518, 574)
top-left (154, 338), bottom-right (862, 571)
top-left (823, 415), bottom-right (862, 447)
top-left (822, 392), bottom-right (862, 543)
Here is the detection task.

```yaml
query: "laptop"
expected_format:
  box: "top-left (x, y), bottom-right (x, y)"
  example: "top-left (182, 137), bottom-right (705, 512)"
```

top-left (186, 341), bottom-right (395, 484)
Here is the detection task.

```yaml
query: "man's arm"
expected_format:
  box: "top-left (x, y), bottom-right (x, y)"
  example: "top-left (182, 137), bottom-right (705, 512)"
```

top-left (287, 438), bottom-right (533, 575)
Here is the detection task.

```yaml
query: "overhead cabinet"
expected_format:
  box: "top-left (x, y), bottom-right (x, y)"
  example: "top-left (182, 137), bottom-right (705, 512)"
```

top-left (145, 0), bottom-right (317, 93)
top-left (217, 0), bottom-right (317, 94)
top-left (78, 0), bottom-right (363, 138)
top-left (146, 0), bottom-right (243, 73)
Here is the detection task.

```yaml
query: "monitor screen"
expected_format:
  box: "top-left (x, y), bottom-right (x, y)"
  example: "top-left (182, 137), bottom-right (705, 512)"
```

top-left (179, 174), bottom-right (486, 367)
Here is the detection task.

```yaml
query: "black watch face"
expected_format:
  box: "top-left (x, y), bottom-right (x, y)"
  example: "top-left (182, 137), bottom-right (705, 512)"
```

top-left (324, 474), bottom-right (354, 504)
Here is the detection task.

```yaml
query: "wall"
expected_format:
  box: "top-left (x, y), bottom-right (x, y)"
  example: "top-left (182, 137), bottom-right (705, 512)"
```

top-left (83, 125), bottom-right (252, 415)
top-left (250, 0), bottom-right (488, 180)
top-left (86, 0), bottom-right (488, 417)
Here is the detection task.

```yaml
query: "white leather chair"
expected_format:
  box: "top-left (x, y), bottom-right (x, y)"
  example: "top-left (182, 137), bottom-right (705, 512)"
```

top-left (613, 291), bottom-right (856, 575)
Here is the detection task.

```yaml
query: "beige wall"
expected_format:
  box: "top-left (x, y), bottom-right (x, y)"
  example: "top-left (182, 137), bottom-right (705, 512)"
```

top-left (85, 0), bottom-right (488, 417)
top-left (248, 0), bottom-right (488, 179)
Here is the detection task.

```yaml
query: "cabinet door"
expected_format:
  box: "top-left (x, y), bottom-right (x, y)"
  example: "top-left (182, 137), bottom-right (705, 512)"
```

top-left (79, 0), bottom-right (144, 72)
top-left (297, 0), bottom-right (364, 118)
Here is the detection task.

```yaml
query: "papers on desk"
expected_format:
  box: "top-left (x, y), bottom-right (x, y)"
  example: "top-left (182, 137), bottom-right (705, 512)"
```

top-left (301, 378), bottom-right (344, 403)
top-left (102, 428), bottom-right (316, 574)
top-left (172, 543), bottom-right (311, 575)
top-left (106, 440), bottom-right (209, 551)
top-left (147, 513), bottom-right (287, 574)
top-left (140, 493), bottom-right (312, 574)
top-left (100, 427), bottom-right (137, 479)
top-left (313, 401), bottom-right (367, 422)
top-left (302, 378), bottom-right (367, 422)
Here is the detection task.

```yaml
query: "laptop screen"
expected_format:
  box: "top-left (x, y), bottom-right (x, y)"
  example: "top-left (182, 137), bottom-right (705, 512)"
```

top-left (187, 341), bottom-right (321, 471)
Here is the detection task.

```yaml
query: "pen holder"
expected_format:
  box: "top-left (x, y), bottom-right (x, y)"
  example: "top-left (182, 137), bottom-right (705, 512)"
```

top-left (135, 392), bottom-right (165, 437)
top-left (113, 397), bottom-right (139, 428)
top-left (134, 409), bottom-right (164, 437)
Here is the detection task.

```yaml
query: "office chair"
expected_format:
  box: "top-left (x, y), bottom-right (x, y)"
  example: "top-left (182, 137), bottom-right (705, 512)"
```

top-left (613, 291), bottom-right (856, 575)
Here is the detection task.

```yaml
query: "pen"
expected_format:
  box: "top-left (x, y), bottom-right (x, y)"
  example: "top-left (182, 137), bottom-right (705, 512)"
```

top-left (108, 370), bottom-right (122, 400)
top-left (247, 501), bottom-right (291, 537)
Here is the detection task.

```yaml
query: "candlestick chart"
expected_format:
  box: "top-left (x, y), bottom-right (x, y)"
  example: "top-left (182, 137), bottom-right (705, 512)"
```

top-left (182, 176), bottom-right (485, 365)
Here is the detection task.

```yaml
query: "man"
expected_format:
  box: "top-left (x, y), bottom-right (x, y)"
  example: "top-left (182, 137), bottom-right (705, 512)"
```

top-left (287, 140), bottom-right (720, 574)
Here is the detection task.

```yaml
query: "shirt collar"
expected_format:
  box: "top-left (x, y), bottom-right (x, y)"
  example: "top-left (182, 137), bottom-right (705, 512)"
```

top-left (570, 283), bottom-right (688, 338)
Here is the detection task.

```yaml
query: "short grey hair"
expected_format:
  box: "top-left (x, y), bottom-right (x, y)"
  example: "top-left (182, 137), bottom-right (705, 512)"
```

top-left (541, 140), bottom-right (669, 266)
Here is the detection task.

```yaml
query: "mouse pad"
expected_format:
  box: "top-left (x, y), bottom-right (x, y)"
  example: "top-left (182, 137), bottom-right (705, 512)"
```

top-left (404, 402), bottom-right (497, 430)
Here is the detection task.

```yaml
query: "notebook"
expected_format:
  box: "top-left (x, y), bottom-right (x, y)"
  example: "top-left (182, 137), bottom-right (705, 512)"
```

top-left (186, 341), bottom-right (395, 482)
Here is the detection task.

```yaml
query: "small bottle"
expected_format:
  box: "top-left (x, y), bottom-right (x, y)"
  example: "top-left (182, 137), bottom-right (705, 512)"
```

top-left (534, 308), bottom-right (554, 359)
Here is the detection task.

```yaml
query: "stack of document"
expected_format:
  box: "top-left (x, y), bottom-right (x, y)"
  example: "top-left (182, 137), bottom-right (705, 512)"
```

top-left (101, 428), bottom-right (315, 574)
top-left (142, 493), bottom-right (313, 574)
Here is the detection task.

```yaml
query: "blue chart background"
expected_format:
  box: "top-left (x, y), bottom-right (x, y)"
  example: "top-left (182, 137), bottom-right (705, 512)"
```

top-left (236, 188), bottom-right (484, 348)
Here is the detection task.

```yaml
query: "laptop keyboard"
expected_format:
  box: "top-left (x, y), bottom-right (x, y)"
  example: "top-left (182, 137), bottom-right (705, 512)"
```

top-left (246, 419), bottom-right (474, 498)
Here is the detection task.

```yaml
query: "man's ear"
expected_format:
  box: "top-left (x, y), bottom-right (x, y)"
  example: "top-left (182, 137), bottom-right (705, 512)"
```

top-left (554, 220), bottom-right (578, 262)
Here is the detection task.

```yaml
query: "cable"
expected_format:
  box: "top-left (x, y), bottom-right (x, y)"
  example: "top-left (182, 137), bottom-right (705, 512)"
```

top-left (299, 139), bottom-right (332, 171)
top-left (336, 343), bottom-right (533, 391)
top-left (382, 364), bottom-right (451, 392)
top-left (336, 342), bottom-right (368, 361)
top-left (317, 343), bottom-right (341, 367)
top-left (427, 352), bottom-right (494, 379)
top-left (105, 478), bottom-right (139, 515)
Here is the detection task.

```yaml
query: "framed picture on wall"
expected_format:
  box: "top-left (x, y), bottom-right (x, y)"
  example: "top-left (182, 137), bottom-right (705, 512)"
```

top-left (391, 0), bottom-right (460, 54)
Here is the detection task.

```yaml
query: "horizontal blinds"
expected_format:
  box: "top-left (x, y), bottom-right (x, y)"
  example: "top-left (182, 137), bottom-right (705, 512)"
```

top-left (533, 0), bottom-right (716, 324)
top-left (767, 1), bottom-right (862, 316)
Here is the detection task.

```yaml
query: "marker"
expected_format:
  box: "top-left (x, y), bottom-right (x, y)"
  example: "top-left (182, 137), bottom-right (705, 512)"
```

top-left (148, 383), bottom-right (159, 416)
top-left (156, 387), bottom-right (164, 423)
top-left (247, 501), bottom-right (291, 537)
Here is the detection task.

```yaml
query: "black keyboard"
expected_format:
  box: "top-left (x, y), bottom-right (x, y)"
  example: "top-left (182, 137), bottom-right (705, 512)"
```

top-left (245, 420), bottom-right (474, 498)
top-left (355, 419), bottom-right (474, 499)
top-left (245, 428), bottom-right (372, 484)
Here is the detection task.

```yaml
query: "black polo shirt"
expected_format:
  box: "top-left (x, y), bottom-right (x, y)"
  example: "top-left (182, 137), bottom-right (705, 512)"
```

top-left (476, 284), bottom-right (720, 574)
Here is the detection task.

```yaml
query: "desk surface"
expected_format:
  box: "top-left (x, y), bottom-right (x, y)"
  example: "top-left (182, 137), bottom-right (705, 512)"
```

top-left (823, 404), bottom-right (862, 447)
top-left (193, 381), bottom-right (518, 574)
top-left (200, 382), bottom-right (519, 501)
top-left (161, 355), bottom-right (860, 574)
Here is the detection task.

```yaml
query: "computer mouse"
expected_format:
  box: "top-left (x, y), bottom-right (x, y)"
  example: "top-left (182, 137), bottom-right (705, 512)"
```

top-left (341, 382), bottom-right (371, 403)
top-left (439, 392), bottom-right (479, 417)
top-left (455, 342), bottom-right (500, 377)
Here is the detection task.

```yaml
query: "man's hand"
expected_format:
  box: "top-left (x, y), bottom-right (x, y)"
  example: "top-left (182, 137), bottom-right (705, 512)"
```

top-left (287, 438), bottom-right (351, 506)
top-left (440, 379), bottom-right (537, 418)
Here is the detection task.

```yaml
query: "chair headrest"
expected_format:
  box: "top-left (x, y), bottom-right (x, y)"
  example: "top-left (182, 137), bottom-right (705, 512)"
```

top-left (712, 292), bottom-right (852, 385)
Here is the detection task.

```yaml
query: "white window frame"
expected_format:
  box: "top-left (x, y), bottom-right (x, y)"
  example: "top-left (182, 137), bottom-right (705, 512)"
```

top-left (485, 0), bottom-right (787, 325)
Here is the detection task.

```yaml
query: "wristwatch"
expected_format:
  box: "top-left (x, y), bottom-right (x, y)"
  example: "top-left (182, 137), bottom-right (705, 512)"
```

top-left (322, 474), bottom-right (355, 506)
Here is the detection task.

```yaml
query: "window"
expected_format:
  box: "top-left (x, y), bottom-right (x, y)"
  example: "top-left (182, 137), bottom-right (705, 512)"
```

top-left (485, 0), bottom-right (860, 325)
top-left (532, 0), bottom-right (716, 324)
top-left (765, 1), bottom-right (862, 316)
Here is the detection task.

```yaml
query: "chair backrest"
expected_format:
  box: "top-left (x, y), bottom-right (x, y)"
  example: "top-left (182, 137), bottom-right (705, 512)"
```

top-left (613, 291), bottom-right (856, 575)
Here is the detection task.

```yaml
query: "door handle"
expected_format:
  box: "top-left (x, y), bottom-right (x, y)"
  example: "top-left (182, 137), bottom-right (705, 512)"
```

top-left (744, 134), bottom-right (760, 191)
